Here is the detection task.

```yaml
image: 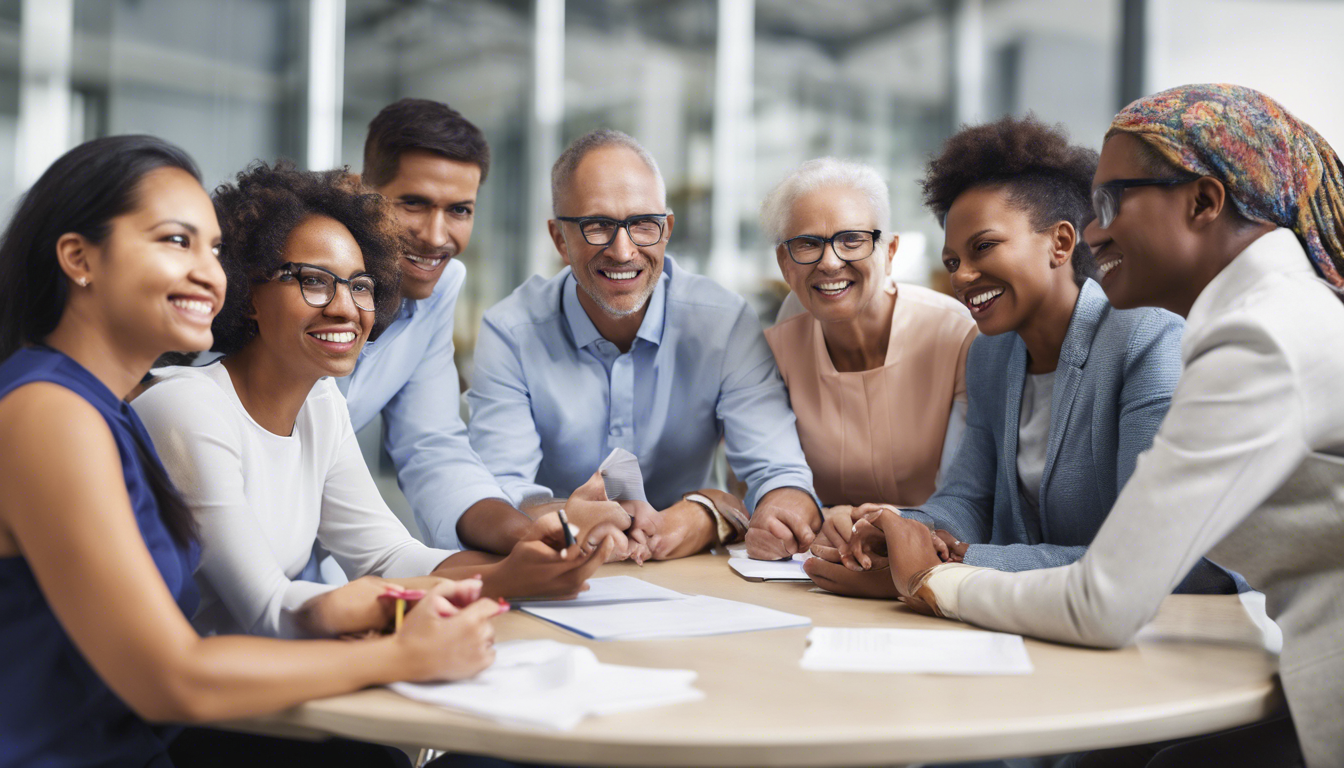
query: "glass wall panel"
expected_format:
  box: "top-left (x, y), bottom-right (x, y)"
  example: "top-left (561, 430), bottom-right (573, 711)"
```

top-left (71, 0), bottom-right (305, 190)
top-left (0, 0), bottom-right (21, 216)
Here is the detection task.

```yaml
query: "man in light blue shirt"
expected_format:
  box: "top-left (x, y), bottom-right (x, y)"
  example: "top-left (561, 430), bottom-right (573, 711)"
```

top-left (469, 129), bottom-right (821, 561)
top-left (340, 99), bottom-right (535, 552)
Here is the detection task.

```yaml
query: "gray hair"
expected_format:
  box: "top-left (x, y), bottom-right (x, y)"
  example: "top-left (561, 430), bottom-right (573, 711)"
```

top-left (759, 157), bottom-right (892, 244)
top-left (551, 128), bottom-right (667, 216)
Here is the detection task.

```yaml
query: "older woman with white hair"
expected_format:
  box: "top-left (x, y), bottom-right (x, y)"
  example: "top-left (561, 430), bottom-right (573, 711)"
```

top-left (761, 158), bottom-right (978, 560)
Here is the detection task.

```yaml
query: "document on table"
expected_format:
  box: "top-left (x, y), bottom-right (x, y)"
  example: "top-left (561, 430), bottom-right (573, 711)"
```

top-left (727, 552), bottom-right (813, 581)
top-left (801, 627), bottom-right (1034, 675)
top-left (598, 447), bottom-right (647, 503)
top-left (511, 576), bottom-right (686, 606)
top-left (390, 639), bottom-right (703, 730)
top-left (522, 594), bottom-right (811, 640)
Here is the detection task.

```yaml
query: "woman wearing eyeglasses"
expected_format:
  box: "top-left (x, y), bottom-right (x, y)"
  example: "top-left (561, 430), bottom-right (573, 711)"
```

top-left (0, 138), bottom-right (508, 768)
top-left (854, 85), bottom-right (1343, 767)
top-left (759, 158), bottom-right (977, 586)
top-left (131, 163), bottom-right (617, 649)
top-left (809, 117), bottom-right (1240, 599)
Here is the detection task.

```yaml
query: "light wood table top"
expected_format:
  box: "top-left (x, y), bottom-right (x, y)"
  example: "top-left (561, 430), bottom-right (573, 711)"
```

top-left (225, 553), bottom-right (1281, 766)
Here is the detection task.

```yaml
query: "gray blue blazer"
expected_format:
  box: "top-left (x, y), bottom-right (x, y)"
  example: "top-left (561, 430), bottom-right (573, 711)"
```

top-left (904, 279), bottom-right (1239, 593)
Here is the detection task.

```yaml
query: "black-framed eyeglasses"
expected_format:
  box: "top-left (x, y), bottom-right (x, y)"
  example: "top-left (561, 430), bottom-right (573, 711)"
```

top-left (1091, 178), bottom-right (1195, 229)
top-left (779, 230), bottom-right (881, 265)
top-left (555, 214), bottom-right (669, 247)
top-left (270, 262), bottom-right (377, 312)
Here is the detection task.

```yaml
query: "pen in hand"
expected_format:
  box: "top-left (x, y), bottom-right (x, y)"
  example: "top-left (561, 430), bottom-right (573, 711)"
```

top-left (557, 508), bottom-right (577, 557)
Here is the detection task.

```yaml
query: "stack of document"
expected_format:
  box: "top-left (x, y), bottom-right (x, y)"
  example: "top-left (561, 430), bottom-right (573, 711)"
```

top-left (390, 639), bottom-right (703, 730)
top-left (725, 546), bottom-right (813, 582)
top-left (518, 576), bottom-right (811, 640)
top-left (800, 627), bottom-right (1034, 675)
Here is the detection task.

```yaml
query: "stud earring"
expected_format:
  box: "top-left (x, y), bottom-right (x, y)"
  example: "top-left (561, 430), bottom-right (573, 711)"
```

top-left (77, 277), bottom-right (89, 287)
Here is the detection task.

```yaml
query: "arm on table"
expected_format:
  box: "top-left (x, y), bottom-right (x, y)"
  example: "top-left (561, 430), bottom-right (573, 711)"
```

top-left (715, 305), bottom-right (821, 559)
top-left (0, 385), bottom-right (500, 724)
top-left (922, 320), bottom-right (1308, 646)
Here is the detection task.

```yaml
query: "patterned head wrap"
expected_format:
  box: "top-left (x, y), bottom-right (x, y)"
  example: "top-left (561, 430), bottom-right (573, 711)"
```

top-left (1109, 83), bottom-right (1344, 289)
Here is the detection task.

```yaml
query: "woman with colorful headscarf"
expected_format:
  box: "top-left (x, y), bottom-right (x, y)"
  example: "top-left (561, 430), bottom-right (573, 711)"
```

top-left (849, 84), bottom-right (1344, 766)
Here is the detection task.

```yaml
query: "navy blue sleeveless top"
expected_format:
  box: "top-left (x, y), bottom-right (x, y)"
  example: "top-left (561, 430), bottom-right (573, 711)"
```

top-left (0, 347), bottom-right (199, 768)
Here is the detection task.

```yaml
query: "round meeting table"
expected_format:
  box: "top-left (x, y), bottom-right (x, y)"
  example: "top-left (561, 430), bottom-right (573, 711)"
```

top-left (221, 551), bottom-right (1281, 766)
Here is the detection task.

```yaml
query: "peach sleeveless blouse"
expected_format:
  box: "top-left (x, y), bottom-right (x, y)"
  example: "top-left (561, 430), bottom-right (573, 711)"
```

top-left (765, 284), bottom-right (977, 508)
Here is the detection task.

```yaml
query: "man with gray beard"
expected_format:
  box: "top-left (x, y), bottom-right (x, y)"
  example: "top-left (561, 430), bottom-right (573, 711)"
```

top-left (468, 129), bottom-right (821, 562)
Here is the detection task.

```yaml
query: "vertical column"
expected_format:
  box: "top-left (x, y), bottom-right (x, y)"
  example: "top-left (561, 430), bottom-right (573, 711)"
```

top-left (527, 0), bottom-right (565, 278)
top-left (16, 0), bottom-right (73, 188)
top-left (709, 0), bottom-right (755, 291)
top-left (307, 0), bottom-right (346, 171)
top-left (951, 0), bottom-right (985, 128)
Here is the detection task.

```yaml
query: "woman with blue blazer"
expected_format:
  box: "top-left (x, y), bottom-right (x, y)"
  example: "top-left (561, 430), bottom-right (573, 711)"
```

top-left (806, 115), bottom-right (1239, 596)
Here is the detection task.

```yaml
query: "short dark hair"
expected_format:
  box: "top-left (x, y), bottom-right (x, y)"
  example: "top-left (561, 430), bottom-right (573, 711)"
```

top-left (362, 98), bottom-right (491, 188)
top-left (210, 161), bottom-right (403, 355)
top-left (922, 115), bottom-right (1100, 285)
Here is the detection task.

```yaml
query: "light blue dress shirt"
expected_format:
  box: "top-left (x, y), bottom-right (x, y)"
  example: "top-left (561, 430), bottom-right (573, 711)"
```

top-left (339, 258), bottom-right (509, 549)
top-left (467, 256), bottom-right (817, 513)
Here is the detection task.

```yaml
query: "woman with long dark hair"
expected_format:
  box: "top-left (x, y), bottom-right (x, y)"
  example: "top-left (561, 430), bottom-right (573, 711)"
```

top-left (0, 136), bottom-right (502, 768)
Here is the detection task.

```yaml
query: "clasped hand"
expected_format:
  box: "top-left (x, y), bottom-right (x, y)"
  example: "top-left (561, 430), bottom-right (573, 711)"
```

top-left (803, 504), bottom-right (965, 602)
top-left (560, 472), bottom-right (718, 563)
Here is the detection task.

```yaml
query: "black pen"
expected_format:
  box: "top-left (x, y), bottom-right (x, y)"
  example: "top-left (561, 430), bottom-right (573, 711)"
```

top-left (557, 508), bottom-right (577, 556)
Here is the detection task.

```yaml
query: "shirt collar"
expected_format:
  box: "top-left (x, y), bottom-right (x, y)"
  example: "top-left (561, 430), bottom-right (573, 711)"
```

top-left (398, 296), bottom-right (417, 319)
top-left (562, 262), bottom-right (670, 350)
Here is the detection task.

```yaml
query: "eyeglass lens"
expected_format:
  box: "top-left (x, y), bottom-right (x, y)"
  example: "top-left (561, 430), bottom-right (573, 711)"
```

top-left (294, 267), bottom-right (377, 312)
top-left (580, 217), bottom-right (664, 246)
top-left (1092, 187), bottom-right (1119, 229)
top-left (787, 231), bottom-right (876, 264)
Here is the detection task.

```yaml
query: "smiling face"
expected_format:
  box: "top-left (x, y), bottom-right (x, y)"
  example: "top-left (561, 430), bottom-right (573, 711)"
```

top-left (376, 149), bottom-right (481, 301)
top-left (548, 145), bottom-right (671, 320)
top-left (82, 166), bottom-right (226, 356)
top-left (776, 185), bottom-right (895, 324)
top-left (941, 185), bottom-right (1074, 336)
top-left (1083, 133), bottom-right (1205, 313)
top-left (246, 215), bottom-right (375, 380)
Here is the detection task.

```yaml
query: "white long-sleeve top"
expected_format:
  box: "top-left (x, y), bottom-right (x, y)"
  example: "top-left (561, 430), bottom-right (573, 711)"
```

top-left (922, 228), bottom-right (1344, 767)
top-left (133, 362), bottom-right (455, 638)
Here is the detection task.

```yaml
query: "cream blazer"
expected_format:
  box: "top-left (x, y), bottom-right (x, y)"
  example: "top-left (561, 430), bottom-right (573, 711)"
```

top-left (924, 228), bottom-right (1344, 767)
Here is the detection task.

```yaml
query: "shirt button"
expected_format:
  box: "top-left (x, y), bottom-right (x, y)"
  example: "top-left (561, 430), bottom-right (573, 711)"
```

top-left (609, 425), bottom-right (624, 436)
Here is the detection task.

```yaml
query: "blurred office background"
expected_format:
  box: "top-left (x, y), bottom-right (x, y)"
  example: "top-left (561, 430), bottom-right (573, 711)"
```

top-left (4, 0), bottom-right (1341, 526)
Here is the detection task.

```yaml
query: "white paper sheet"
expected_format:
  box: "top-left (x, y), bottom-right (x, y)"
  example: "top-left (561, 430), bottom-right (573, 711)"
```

top-left (522, 594), bottom-right (811, 640)
top-left (800, 627), bottom-right (1034, 675)
top-left (390, 640), bottom-right (703, 730)
top-left (511, 576), bottom-right (686, 606)
top-left (728, 554), bottom-right (813, 581)
top-left (598, 447), bottom-right (647, 503)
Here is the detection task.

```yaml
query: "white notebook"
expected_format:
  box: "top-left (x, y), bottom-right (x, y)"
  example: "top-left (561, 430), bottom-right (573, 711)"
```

top-left (522, 594), bottom-right (811, 640)
top-left (801, 627), bottom-right (1034, 675)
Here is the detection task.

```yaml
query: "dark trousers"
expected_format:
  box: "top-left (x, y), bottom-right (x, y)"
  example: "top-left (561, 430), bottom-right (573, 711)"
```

top-left (169, 726), bottom-right (413, 767)
top-left (1078, 714), bottom-right (1304, 768)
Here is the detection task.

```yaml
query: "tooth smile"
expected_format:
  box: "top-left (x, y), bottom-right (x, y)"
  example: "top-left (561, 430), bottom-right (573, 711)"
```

top-left (312, 331), bottom-right (356, 343)
top-left (406, 254), bottom-right (443, 267)
top-left (1098, 258), bottom-right (1122, 276)
top-left (815, 281), bottom-right (852, 294)
top-left (171, 298), bottom-right (213, 315)
top-left (967, 288), bottom-right (1004, 307)
top-left (602, 270), bottom-right (638, 280)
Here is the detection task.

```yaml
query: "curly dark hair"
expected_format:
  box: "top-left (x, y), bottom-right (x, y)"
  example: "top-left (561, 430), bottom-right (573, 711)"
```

top-left (209, 162), bottom-right (403, 355)
top-left (922, 115), bottom-right (1099, 285)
